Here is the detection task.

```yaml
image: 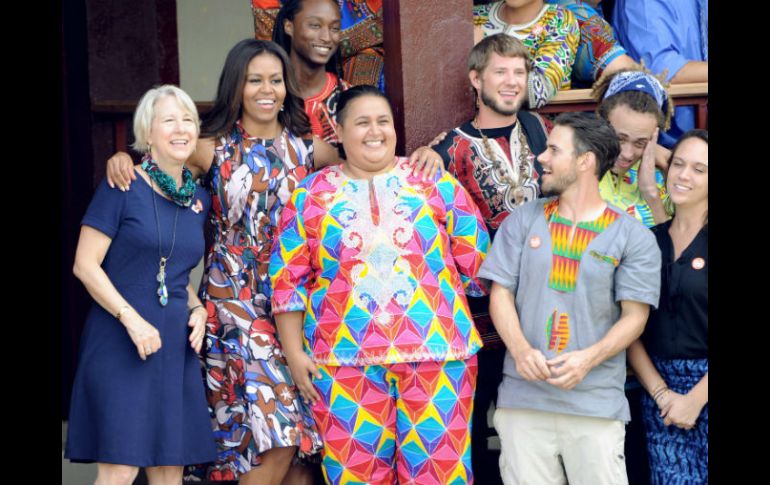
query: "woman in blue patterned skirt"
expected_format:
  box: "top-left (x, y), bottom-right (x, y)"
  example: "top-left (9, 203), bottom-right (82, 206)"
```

top-left (627, 129), bottom-right (708, 484)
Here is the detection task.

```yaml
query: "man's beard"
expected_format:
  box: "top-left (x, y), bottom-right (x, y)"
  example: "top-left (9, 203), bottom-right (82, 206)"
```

top-left (541, 170), bottom-right (577, 197)
top-left (480, 86), bottom-right (523, 116)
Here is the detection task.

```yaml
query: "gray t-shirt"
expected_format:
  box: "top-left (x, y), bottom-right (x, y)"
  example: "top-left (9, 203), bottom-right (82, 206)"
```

top-left (478, 197), bottom-right (661, 422)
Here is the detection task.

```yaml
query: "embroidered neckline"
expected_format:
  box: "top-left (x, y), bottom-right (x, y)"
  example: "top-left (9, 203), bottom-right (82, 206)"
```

top-left (544, 199), bottom-right (620, 293)
top-left (490, 2), bottom-right (550, 31)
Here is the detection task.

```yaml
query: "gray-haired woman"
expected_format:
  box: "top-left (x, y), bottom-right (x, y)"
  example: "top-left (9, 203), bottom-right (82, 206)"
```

top-left (64, 85), bottom-right (216, 485)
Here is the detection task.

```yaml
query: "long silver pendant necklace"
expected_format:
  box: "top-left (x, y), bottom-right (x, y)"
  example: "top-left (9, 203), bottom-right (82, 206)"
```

top-left (150, 179), bottom-right (180, 306)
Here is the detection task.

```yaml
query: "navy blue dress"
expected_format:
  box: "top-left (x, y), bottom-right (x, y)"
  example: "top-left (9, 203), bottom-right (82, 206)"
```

top-left (65, 176), bottom-right (217, 466)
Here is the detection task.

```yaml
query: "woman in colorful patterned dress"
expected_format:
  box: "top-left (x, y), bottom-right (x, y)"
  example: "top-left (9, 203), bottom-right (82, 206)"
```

top-left (108, 39), bottom-right (324, 485)
top-left (628, 130), bottom-right (708, 484)
top-left (270, 85), bottom-right (490, 485)
top-left (65, 85), bottom-right (216, 484)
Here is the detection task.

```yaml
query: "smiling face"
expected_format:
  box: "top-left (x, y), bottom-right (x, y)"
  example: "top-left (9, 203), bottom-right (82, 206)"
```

top-left (606, 104), bottom-right (658, 175)
top-left (337, 95), bottom-right (397, 178)
top-left (667, 136), bottom-right (708, 208)
top-left (148, 95), bottom-right (198, 165)
top-left (471, 52), bottom-right (528, 118)
top-left (240, 53), bottom-right (287, 135)
top-left (284, 0), bottom-right (341, 68)
top-left (537, 124), bottom-right (580, 196)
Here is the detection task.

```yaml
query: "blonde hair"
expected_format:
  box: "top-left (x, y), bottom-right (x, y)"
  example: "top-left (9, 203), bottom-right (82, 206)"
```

top-left (131, 85), bottom-right (200, 153)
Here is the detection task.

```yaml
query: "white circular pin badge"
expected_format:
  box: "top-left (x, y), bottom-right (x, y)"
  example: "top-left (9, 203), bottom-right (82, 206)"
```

top-left (530, 236), bottom-right (541, 248)
top-left (691, 257), bottom-right (705, 270)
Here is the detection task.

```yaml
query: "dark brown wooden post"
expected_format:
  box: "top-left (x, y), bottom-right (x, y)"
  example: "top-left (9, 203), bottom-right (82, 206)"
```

top-left (383, 0), bottom-right (476, 155)
top-left (86, 0), bottom-right (180, 183)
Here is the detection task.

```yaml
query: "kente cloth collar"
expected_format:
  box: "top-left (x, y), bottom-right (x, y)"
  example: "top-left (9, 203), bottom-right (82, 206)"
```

top-left (604, 71), bottom-right (669, 115)
top-left (140, 155), bottom-right (196, 207)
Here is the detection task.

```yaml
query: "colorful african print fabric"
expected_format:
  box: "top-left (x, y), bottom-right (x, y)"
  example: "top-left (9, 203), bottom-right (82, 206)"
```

top-left (270, 157), bottom-right (489, 366)
top-left (306, 72), bottom-right (350, 146)
top-left (544, 199), bottom-right (620, 293)
top-left (435, 119), bottom-right (547, 234)
top-left (547, 0), bottom-right (627, 86)
top-left (339, 0), bottom-right (385, 89)
top-left (474, 2), bottom-right (579, 108)
top-left (189, 121), bottom-right (322, 481)
top-left (311, 356), bottom-right (477, 485)
top-left (251, 0), bottom-right (280, 40)
top-left (598, 161), bottom-right (674, 228)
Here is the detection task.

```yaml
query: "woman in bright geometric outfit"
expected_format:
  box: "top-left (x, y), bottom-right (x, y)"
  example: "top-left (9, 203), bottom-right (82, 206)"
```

top-left (270, 85), bottom-right (490, 485)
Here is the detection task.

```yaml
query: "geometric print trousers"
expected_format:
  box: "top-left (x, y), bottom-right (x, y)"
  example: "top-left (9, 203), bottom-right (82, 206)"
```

top-left (311, 355), bottom-right (478, 484)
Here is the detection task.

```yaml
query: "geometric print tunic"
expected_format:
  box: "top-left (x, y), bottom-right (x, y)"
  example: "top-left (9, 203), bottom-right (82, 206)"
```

top-left (270, 157), bottom-right (490, 366)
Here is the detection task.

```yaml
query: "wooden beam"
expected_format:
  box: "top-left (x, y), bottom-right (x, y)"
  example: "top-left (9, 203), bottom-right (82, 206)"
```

top-left (383, 0), bottom-right (475, 155)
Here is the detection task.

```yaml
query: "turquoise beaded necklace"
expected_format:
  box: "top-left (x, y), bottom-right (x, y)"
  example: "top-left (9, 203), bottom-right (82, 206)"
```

top-left (141, 155), bottom-right (191, 306)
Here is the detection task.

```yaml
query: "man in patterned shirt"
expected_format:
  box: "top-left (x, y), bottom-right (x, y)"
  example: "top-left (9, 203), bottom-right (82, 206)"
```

top-left (432, 32), bottom-right (550, 484)
top-left (479, 112), bottom-right (661, 485)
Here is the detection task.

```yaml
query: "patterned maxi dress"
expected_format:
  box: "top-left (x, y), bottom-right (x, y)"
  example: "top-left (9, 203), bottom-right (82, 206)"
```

top-left (191, 121), bottom-right (323, 481)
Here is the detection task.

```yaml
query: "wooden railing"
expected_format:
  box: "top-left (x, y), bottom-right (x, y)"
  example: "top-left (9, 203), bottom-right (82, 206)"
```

top-left (538, 82), bottom-right (708, 129)
top-left (93, 82), bottom-right (707, 153)
top-left (92, 101), bottom-right (214, 154)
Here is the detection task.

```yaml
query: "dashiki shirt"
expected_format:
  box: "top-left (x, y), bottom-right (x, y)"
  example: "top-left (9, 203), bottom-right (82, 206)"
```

top-left (599, 161), bottom-right (674, 228)
top-left (339, 0), bottom-right (385, 90)
top-left (435, 119), bottom-right (547, 234)
top-left (474, 1), bottom-right (579, 108)
top-left (305, 72), bottom-right (350, 146)
top-left (547, 0), bottom-right (628, 86)
top-left (270, 157), bottom-right (490, 366)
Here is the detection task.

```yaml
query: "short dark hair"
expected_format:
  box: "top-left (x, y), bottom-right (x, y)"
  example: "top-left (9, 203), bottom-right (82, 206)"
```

top-left (201, 39), bottom-right (310, 139)
top-left (335, 84), bottom-right (391, 159)
top-left (273, 0), bottom-right (342, 75)
top-left (553, 112), bottom-right (619, 180)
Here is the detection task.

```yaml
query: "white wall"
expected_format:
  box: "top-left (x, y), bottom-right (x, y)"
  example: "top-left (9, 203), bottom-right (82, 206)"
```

top-left (177, 0), bottom-right (256, 101)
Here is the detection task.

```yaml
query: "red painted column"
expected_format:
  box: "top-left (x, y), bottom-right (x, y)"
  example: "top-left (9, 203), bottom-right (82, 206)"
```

top-left (383, 0), bottom-right (475, 155)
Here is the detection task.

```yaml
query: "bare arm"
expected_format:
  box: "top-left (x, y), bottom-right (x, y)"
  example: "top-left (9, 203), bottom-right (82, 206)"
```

top-left (73, 226), bottom-right (162, 361)
top-left (489, 282), bottom-right (551, 381)
top-left (670, 61), bottom-right (708, 84)
top-left (547, 300), bottom-right (649, 389)
top-left (106, 137), bottom-right (215, 190)
top-left (601, 54), bottom-right (639, 79)
top-left (274, 311), bottom-right (321, 405)
top-left (185, 282), bottom-right (208, 353)
top-left (655, 143), bottom-right (671, 172)
top-left (312, 136), bottom-right (340, 169)
top-left (660, 373), bottom-right (708, 429)
top-left (637, 129), bottom-right (670, 225)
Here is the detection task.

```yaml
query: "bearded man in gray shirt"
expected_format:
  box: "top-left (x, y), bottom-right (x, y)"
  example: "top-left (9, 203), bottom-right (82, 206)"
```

top-left (478, 112), bottom-right (661, 485)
